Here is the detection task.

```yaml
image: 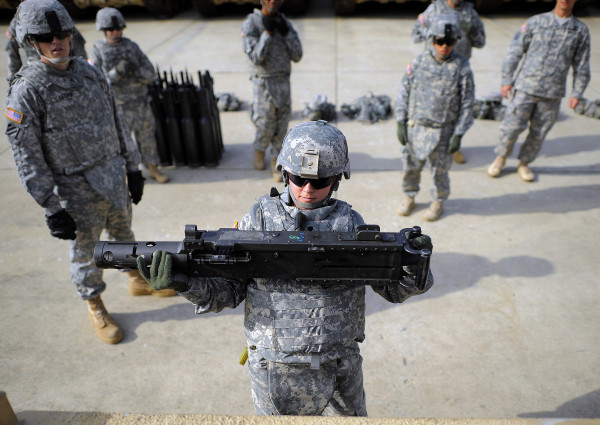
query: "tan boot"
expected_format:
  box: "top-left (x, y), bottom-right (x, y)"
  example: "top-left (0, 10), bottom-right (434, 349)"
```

top-left (517, 162), bottom-right (535, 182)
top-left (453, 150), bottom-right (466, 164)
top-left (127, 270), bottom-right (177, 297)
top-left (147, 164), bottom-right (169, 183)
top-left (423, 200), bottom-right (444, 222)
top-left (253, 150), bottom-right (265, 170)
top-left (271, 157), bottom-right (282, 182)
top-left (397, 196), bottom-right (415, 216)
top-left (487, 156), bottom-right (506, 178)
top-left (86, 296), bottom-right (123, 344)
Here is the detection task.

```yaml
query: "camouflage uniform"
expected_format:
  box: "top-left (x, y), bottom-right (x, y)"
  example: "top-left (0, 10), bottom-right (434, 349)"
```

top-left (496, 11), bottom-right (590, 163)
top-left (4, 14), bottom-right (87, 79)
top-left (180, 186), bottom-right (433, 415)
top-left (412, 0), bottom-right (485, 60)
top-left (91, 36), bottom-right (159, 166)
top-left (241, 9), bottom-right (303, 154)
top-left (5, 56), bottom-right (141, 299)
top-left (395, 48), bottom-right (474, 201)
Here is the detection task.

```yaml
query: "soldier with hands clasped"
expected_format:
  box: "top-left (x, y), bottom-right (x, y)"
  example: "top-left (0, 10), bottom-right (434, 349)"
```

top-left (487, 0), bottom-right (591, 182)
top-left (396, 15), bottom-right (475, 222)
top-left (90, 7), bottom-right (169, 184)
top-left (137, 120), bottom-right (434, 416)
top-left (242, 0), bottom-right (303, 181)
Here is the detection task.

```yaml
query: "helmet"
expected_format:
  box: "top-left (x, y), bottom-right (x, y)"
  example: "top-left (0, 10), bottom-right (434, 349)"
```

top-left (428, 14), bottom-right (461, 43)
top-left (15, 0), bottom-right (74, 44)
top-left (276, 120), bottom-right (350, 182)
top-left (96, 7), bottom-right (126, 31)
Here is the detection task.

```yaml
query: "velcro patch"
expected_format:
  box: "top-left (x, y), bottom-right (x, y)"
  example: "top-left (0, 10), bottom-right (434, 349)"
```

top-left (521, 22), bottom-right (527, 33)
top-left (5, 107), bottom-right (23, 124)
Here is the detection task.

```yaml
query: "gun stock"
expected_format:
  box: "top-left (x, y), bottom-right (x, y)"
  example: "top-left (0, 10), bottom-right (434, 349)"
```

top-left (94, 225), bottom-right (431, 290)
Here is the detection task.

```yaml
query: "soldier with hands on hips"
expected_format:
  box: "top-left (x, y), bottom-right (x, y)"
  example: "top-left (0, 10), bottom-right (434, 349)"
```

top-left (487, 0), bottom-right (590, 182)
top-left (396, 14), bottom-right (475, 222)
top-left (241, 0), bottom-right (303, 182)
top-left (90, 7), bottom-right (169, 184)
top-left (4, 0), bottom-right (87, 80)
top-left (4, 0), bottom-right (172, 345)
top-left (412, 0), bottom-right (485, 165)
top-left (137, 120), bottom-right (434, 416)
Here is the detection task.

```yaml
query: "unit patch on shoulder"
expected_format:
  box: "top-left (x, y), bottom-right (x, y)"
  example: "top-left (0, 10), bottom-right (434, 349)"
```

top-left (6, 29), bottom-right (13, 40)
top-left (521, 22), bottom-right (527, 33)
top-left (5, 107), bottom-right (23, 124)
top-left (406, 63), bottom-right (413, 75)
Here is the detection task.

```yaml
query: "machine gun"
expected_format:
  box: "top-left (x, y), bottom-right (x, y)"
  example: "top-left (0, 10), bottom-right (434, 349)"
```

top-left (94, 224), bottom-right (432, 290)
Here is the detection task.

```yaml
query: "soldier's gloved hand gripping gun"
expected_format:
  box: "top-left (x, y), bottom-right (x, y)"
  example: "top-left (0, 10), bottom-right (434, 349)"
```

top-left (94, 224), bottom-right (432, 290)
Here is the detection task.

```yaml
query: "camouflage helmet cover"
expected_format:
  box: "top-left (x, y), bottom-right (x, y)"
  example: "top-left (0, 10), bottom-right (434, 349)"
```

top-left (96, 7), bottom-right (126, 31)
top-left (276, 120), bottom-right (351, 180)
top-left (15, 0), bottom-right (74, 43)
top-left (428, 13), bottom-right (462, 41)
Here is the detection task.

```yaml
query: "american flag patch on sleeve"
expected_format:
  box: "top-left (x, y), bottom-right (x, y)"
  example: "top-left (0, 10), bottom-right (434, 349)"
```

top-left (6, 29), bottom-right (13, 40)
top-left (521, 23), bottom-right (527, 33)
top-left (406, 63), bottom-right (413, 75)
top-left (5, 107), bottom-right (23, 124)
top-left (418, 14), bottom-right (425, 26)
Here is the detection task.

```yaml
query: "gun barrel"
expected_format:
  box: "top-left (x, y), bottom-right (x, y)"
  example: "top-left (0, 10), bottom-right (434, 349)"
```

top-left (94, 241), bottom-right (186, 270)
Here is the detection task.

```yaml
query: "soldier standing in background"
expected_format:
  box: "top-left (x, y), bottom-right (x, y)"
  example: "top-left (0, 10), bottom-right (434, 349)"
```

top-left (242, 0), bottom-right (303, 182)
top-left (4, 0), bottom-right (173, 345)
top-left (135, 120), bottom-right (434, 416)
top-left (90, 7), bottom-right (169, 184)
top-left (396, 15), bottom-right (475, 222)
top-left (4, 1), bottom-right (87, 80)
top-left (412, 0), bottom-right (485, 165)
top-left (487, 0), bottom-right (590, 182)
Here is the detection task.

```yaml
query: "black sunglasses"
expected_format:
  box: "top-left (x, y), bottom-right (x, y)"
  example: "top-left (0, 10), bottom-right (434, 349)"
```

top-left (32, 31), bottom-right (70, 43)
top-left (434, 37), bottom-right (456, 46)
top-left (288, 173), bottom-right (333, 190)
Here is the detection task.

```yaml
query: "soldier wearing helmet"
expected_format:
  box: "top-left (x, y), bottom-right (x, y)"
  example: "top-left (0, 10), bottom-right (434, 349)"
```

top-left (241, 0), bottom-right (303, 181)
top-left (90, 7), bottom-right (169, 185)
top-left (136, 121), bottom-right (434, 416)
top-left (4, 0), bottom-right (87, 79)
top-left (412, 0), bottom-right (485, 164)
top-left (4, 0), bottom-right (158, 345)
top-left (395, 14), bottom-right (475, 221)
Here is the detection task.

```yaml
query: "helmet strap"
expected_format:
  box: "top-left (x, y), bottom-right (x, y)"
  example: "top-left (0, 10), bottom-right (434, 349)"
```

top-left (30, 35), bottom-right (72, 66)
top-left (284, 172), bottom-right (339, 210)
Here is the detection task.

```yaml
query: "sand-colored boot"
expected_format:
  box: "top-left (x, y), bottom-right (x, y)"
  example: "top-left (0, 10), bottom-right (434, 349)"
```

top-left (271, 157), bottom-right (283, 182)
top-left (453, 150), bottom-right (466, 164)
top-left (397, 195), bottom-right (415, 216)
top-left (147, 164), bottom-right (169, 183)
top-left (423, 200), bottom-right (444, 222)
top-left (517, 162), bottom-right (535, 182)
top-left (87, 296), bottom-right (123, 344)
top-left (254, 150), bottom-right (265, 170)
top-left (127, 270), bottom-right (177, 297)
top-left (487, 156), bottom-right (506, 178)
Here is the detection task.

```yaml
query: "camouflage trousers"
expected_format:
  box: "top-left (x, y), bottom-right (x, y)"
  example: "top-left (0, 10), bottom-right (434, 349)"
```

top-left (251, 80), bottom-right (291, 154)
top-left (247, 349), bottom-right (367, 416)
top-left (496, 91), bottom-right (561, 164)
top-left (60, 181), bottom-right (134, 300)
top-left (402, 124), bottom-right (454, 201)
top-left (119, 98), bottom-right (160, 165)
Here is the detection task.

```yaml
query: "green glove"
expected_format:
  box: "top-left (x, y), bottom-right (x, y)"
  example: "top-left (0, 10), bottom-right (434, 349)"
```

top-left (448, 134), bottom-right (462, 154)
top-left (397, 121), bottom-right (408, 146)
top-left (137, 250), bottom-right (189, 292)
top-left (405, 231), bottom-right (433, 252)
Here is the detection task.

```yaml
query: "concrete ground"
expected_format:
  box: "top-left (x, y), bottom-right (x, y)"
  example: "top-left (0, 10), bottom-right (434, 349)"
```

top-left (0, 1), bottom-right (599, 422)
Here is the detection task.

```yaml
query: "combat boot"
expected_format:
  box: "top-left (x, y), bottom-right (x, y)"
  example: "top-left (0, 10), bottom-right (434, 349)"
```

top-left (147, 164), bottom-right (169, 183)
top-left (423, 200), bottom-right (444, 222)
top-left (254, 150), bottom-right (265, 170)
top-left (487, 156), bottom-right (506, 177)
top-left (517, 162), bottom-right (535, 182)
top-left (453, 150), bottom-right (466, 164)
top-left (86, 296), bottom-right (123, 344)
top-left (271, 157), bottom-right (282, 182)
top-left (397, 195), bottom-right (415, 216)
top-left (127, 270), bottom-right (177, 297)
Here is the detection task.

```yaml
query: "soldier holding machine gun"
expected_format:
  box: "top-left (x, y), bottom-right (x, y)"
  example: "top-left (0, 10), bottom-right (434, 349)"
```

top-left (134, 121), bottom-right (434, 416)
